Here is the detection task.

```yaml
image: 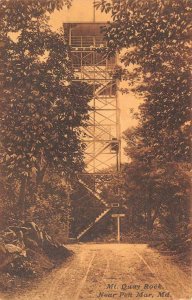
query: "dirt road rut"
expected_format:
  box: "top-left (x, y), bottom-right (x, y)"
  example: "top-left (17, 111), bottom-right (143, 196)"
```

top-left (2, 244), bottom-right (192, 300)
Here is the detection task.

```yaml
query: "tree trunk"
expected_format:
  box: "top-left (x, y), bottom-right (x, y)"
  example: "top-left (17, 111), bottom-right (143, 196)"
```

top-left (147, 214), bottom-right (153, 230)
top-left (168, 202), bottom-right (176, 233)
top-left (35, 166), bottom-right (46, 193)
top-left (18, 177), bottom-right (27, 221)
top-left (146, 189), bottom-right (153, 230)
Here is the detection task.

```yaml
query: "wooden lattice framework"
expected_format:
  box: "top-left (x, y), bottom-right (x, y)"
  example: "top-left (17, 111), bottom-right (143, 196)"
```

top-left (64, 23), bottom-right (121, 174)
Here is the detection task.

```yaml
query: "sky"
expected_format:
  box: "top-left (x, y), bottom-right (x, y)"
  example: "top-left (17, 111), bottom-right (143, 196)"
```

top-left (49, 0), bottom-right (109, 24)
top-left (49, 0), bottom-right (141, 160)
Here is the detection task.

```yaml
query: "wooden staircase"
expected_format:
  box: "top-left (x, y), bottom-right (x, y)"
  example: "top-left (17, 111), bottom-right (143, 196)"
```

top-left (76, 178), bottom-right (111, 240)
top-left (77, 208), bottom-right (111, 240)
top-left (78, 179), bottom-right (109, 208)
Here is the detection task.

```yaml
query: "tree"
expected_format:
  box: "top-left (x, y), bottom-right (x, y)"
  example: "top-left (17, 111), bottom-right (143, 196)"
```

top-left (124, 128), bottom-right (191, 231)
top-left (96, 0), bottom-right (191, 162)
top-left (96, 0), bottom-right (191, 244)
top-left (0, 0), bottom-right (92, 219)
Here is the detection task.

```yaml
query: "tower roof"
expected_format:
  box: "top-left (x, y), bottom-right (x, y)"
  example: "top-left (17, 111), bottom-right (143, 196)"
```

top-left (64, 22), bottom-right (107, 36)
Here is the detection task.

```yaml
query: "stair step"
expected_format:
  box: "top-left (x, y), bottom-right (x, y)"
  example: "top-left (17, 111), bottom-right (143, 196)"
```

top-left (77, 208), bottom-right (111, 240)
top-left (68, 238), bottom-right (77, 244)
top-left (78, 179), bottom-right (108, 207)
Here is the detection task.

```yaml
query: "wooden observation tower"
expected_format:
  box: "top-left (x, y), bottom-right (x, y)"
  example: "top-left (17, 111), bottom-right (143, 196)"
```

top-left (64, 15), bottom-right (123, 240)
top-left (64, 22), bottom-right (121, 175)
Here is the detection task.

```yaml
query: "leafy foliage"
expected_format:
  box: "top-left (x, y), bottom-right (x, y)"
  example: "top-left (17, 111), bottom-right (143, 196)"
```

top-left (96, 0), bottom-right (192, 250)
top-left (97, 0), bottom-right (191, 162)
top-left (0, 0), bottom-right (92, 220)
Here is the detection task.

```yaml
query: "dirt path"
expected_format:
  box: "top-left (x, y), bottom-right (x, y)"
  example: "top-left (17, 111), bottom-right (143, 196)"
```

top-left (2, 243), bottom-right (192, 300)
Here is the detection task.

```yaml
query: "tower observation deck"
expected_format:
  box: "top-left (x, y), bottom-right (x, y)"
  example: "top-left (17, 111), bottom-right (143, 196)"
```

top-left (64, 23), bottom-right (121, 174)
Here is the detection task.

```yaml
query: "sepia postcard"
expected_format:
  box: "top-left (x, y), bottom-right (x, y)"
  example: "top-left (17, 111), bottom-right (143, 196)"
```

top-left (0, 0), bottom-right (191, 299)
